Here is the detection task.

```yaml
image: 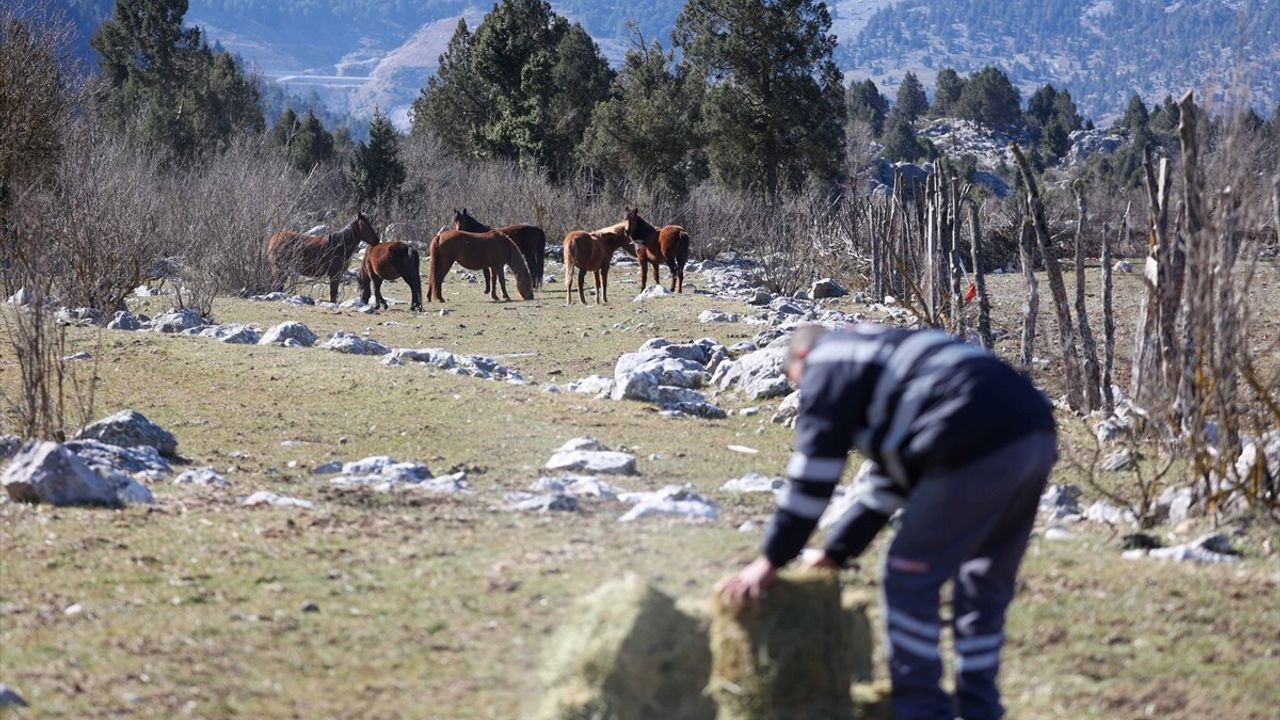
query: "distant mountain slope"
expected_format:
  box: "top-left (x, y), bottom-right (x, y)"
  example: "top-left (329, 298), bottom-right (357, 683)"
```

top-left (50, 1), bottom-right (1280, 128)
top-left (846, 0), bottom-right (1280, 120)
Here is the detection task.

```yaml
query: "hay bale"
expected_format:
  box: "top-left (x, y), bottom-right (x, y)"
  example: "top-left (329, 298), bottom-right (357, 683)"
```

top-left (708, 570), bottom-right (854, 720)
top-left (533, 574), bottom-right (715, 720)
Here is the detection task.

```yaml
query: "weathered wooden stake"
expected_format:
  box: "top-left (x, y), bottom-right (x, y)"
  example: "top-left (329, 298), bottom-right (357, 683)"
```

top-left (1018, 216), bottom-right (1039, 373)
top-left (968, 201), bottom-right (992, 351)
top-left (1073, 184), bottom-right (1103, 411)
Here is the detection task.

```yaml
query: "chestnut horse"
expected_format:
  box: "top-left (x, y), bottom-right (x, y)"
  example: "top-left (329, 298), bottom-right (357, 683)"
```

top-left (359, 241), bottom-right (423, 311)
top-left (563, 222), bottom-right (636, 305)
top-left (267, 212), bottom-right (380, 302)
top-left (623, 206), bottom-right (690, 293)
top-left (427, 230), bottom-right (534, 302)
top-left (451, 208), bottom-right (548, 290)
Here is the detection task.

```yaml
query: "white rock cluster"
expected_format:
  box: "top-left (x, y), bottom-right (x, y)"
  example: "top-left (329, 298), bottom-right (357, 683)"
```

top-left (608, 338), bottom-right (729, 419)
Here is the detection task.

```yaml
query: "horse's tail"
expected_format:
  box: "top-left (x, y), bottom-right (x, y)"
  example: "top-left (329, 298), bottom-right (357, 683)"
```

top-left (426, 233), bottom-right (441, 301)
top-left (501, 232), bottom-right (534, 301)
top-left (406, 246), bottom-right (423, 308)
top-left (533, 226), bottom-right (547, 288)
top-left (677, 229), bottom-right (691, 265)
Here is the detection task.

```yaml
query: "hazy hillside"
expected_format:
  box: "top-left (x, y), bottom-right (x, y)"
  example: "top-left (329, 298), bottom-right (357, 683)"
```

top-left (53, 0), bottom-right (1280, 128)
top-left (847, 0), bottom-right (1280, 120)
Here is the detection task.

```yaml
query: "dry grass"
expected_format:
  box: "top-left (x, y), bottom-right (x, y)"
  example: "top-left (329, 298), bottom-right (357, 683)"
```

top-left (1, 263), bottom-right (1278, 719)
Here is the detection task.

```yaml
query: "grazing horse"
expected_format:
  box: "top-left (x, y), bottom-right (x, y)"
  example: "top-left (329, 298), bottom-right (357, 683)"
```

top-left (267, 212), bottom-right (379, 302)
top-left (563, 222), bottom-right (636, 305)
top-left (427, 229), bottom-right (534, 302)
top-left (623, 206), bottom-right (690, 293)
top-left (359, 241), bottom-right (423, 311)
top-left (451, 208), bottom-right (548, 290)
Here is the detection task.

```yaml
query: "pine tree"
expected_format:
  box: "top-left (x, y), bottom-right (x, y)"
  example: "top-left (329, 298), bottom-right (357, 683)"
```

top-left (932, 68), bottom-right (965, 117)
top-left (579, 40), bottom-right (704, 199)
top-left (675, 0), bottom-right (845, 196)
top-left (350, 109), bottom-right (406, 206)
top-left (1120, 94), bottom-right (1150, 133)
top-left (847, 78), bottom-right (889, 136)
top-left (880, 115), bottom-right (925, 162)
top-left (954, 67), bottom-right (1021, 128)
top-left (91, 0), bottom-right (262, 161)
top-left (287, 111), bottom-right (334, 173)
top-left (409, 18), bottom-right (490, 155)
top-left (895, 71), bottom-right (928, 122)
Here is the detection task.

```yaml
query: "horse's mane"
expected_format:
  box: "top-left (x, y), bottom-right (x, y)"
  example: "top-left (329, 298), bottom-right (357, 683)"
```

top-left (591, 221), bottom-right (628, 237)
top-left (626, 212), bottom-right (658, 241)
top-left (329, 217), bottom-right (358, 248)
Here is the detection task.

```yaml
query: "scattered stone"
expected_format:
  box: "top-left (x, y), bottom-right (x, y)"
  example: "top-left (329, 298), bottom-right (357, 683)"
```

top-left (543, 384), bottom-right (562, 394)
top-left (64, 439), bottom-right (172, 481)
top-left (1, 441), bottom-right (120, 507)
top-left (619, 485), bottom-right (718, 522)
top-left (720, 473), bottom-right (785, 493)
top-left (241, 491), bottom-right (314, 509)
top-left (1043, 526), bottom-right (1075, 541)
top-left (0, 684), bottom-right (28, 708)
top-left (150, 308), bottom-right (203, 334)
top-left (173, 467), bottom-right (229, 487)
top-left (75, 409), bottom-right (178, 457)
top-left (777, 390), bottom-right (802, 419)
top-left (508, 493), bottom-right (580, 512)
top-left (62, 351), bottom-right (92, 361)
top-left (283, 295), bottom-right (315, 306)
top-left (557, 437), bottom-right (607, 452)
top-left (1084, 500), bottom-right (1136, 525)
top-left (249, 292), bottom-right (288, 302)
top-left (258, 321), bottom-right (317, 347)
top-left (738, 407), bottom-right (760, 417)
top-left (698, 309), bottom-right (739, 323)
top-left (197, 323), bottom-right (260, 344)
top-left (6, 288), bottom-right (34, 306)
top-left (385, 347), bottom-right (528, 384)
top-left (1155, 485), bottom-right (1200, 524)
top-left (747, 289), bottom-right (773, 305)
top-left (1112, 260), bottom-right (1134, 274)
top-left (311, 461), bottom-right (342, 475)
top-left (331, 455), bottom-right (433, 487)
top-left (634, 284), bottom-right (674, 301)
top-left (532, 475), bottom-right (623, 500)
top-left (1065, 128), bottom-right (1127, 166)
top-left (738, 520), bottom-right (761, 533)
top-left (0, 434), bottom-right (20, 460)
top-left (568, 375), bottom-right (614, 397)
top-left (1039, 484), bottom-right (1082, 521)
top-left (729, 341), bottom-right (758, 354)
top-left (301, 601), bottom-right (320, 613)
top-left (809, 278), bottom-right (849, 299)
top-left (107, 311), bottom-right (143, 331)
top-left (320, 331), bottom-right (390, 356)
top-left (1101, 448), bottom-right (1136, 472)
top-left (715, 345), bottom-right (791, 399)
top-left (56, 307), bottom-right (99, 325)
top-left (1130, 533), bottom-right (1240, 564)
top-left (546, 438), bottom-right (638, 476)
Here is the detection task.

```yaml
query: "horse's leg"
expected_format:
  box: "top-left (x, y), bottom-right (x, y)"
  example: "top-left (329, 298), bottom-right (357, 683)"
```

top-left (374, 277), bottom-right (387, 310)
top-left (652, 261), bottom-right (661, 289)
top-left (482, 267), bottom-right (492, 295)
top-left (433, 257), bottom-right (453, 302)
top-left (639, 257), bottom-right (648, 290)
top-left (495, 265), bottom-right (510, 301)
top-left (329, 276), bottom-right (340, 304)
top-left (601, 266), bottom-right (610, 304)
top-left (667, 259), bottom-right (679, 292)
top-left (577, 268), bottom-right (588, 305)
top-left (566, 261), bottom-right (574, 305)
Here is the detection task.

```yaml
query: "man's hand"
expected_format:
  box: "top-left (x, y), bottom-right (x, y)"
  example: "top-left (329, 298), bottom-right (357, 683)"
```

top-left (716, 556), bottom-right (778, 614)
top-left (798, 547), bottom-right (841, 570)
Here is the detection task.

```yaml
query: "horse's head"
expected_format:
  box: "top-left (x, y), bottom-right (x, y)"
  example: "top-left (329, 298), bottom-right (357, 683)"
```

top-left (354, 211), bottom-right (381, 246)
top-left (622, 206), bottom-right (644, 241)
top-left (452, 207), bottom-right (485, 233)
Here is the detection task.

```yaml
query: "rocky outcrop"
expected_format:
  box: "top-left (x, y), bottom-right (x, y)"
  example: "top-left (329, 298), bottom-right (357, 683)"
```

top-left (75, 409), bottom-right (178, 457)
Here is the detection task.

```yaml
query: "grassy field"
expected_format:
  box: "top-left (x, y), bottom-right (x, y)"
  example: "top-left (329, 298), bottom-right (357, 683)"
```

top-left (2, 262), bottom-right (1278, 719)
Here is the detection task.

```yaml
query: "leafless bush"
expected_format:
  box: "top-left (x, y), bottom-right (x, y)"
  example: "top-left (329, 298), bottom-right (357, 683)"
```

top-left (162, 136), bottom-right (335, 315)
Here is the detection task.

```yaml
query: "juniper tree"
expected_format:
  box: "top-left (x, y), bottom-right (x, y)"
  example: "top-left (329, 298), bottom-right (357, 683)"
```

top-left (895, 71), bottom-right (928, 122)
top-left (847, 78), bottom-right (889, 136)
top-left (350, 109), bottom-right (405, 206)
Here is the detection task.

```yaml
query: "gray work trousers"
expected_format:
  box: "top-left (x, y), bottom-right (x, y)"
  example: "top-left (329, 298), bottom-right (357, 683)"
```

top-left (880, 431), bottom-right (1057, 720)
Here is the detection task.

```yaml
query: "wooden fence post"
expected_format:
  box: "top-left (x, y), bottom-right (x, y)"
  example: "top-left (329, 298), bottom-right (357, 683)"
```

top-left (968, 201), bottom-right (992, 350)
top-left (1018, 216), bottom-right (1039, 373)
top-left (1073, 183), bottom-right (1103, 411)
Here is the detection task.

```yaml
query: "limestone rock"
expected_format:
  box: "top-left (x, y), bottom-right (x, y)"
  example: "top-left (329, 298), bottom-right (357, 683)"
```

top-left (1, 441), bottom-right (121, 507)
top-left (321, 331), bottom-right (390, 356)
top-left (716, 346), bottom-right (791, 400)
top-left (258, 321), bottom-right (317, 347)
top-left (64, 439), bottom-right (172, 481)
top-left (107, 311), bottom-right (142, 331)
top-left (721, 473), bottom-right (785, 493)
top-left (198, 324), bottom-right (260, 344)
top-left (241, 491), bottom-right (313, 508)
top-left (699, 310), bottom-right (739, 323)
top-left (0, 684), bottom-right (28, 708)
top-left (634, 284), bottom-right (674, 301)
top-left (809, 278), bottom-right (848, 299)
top-left (508, 493), bottom-right (580, 512)
top-left (174, 467), bottom-right (230, 487)
top-left (150, 308), bottom-right (203, 333)
top-left (75, 409), bottom-right (178, 457)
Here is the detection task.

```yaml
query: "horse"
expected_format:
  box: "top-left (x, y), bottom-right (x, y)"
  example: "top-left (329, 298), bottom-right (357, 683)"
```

top-left (623, 206), bottom-right (690, 293)
top-left (427, 229), bottom-right (534, 302)
top-left (563, 222), bottom-right (636, 305)
top-left (359, 241), bottom-right (423, 311)
top-left (267, 212), bottom-right (379, 303)
top-left (451, 208), bottom-right (548, 290)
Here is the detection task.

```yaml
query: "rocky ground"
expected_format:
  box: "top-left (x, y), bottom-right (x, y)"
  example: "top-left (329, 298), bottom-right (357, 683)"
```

top-left (1, 255), bottom-right (1278, 718)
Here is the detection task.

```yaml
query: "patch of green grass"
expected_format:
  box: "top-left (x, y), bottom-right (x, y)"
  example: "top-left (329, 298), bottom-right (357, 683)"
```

top-left (2, 266), bottom-right (1278, 718)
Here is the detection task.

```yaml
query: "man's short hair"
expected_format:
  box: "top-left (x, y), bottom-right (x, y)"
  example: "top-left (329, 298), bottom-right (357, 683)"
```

top-left (785, 324), bottom-right (828, 375)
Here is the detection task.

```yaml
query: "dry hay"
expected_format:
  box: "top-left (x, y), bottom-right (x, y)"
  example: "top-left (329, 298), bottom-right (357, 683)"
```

top-left (532, 573), bottom-right (715, 720)
top-left (708, 570), bottom-right (862, 720)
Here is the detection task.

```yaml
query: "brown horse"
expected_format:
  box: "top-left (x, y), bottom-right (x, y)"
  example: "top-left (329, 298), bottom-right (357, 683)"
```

top-left (623, 206), bottom-right (690, 293)
top-left (451, 208), bottom-right (548, 290)
top-left (267, 212), bottom-right (380, 302)
top-left (563, 222), bottom-right (637, 305)
top-left (359, 241), bottom-right (423, 311)
top-left (427, 229), bottom-right (534, 302)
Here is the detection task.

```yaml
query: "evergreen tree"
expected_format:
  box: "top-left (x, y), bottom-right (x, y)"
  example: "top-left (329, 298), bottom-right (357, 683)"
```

top-left (1148, 94), bottom-right (1180, 135)
top-left (895, 71), bottom-right (928, 122)
top-left (350, 109), bottom-right (405, 206)
top-left (287, 111), bottom-right (334, 172)
top-left (932, 68), bottom-right (965, 117)
top-left (847, 78), bottom-right (889, 136)
top-left (91, 0), bottom-right (262, 161)
top-left (1120, 94), bottom-right (1150, 133)
top-left (881, 115), bottom-right (925, 162)
top-left (954, 67), bottom-right (1021, 128)
top-left (409, 18), bottom-right (490, 155)
top-left (675, 0), bottom-right (846, 196)
top-left (269, 108), bottom-right (299, 150)
top-left (579, 40), bottom-right (704, 199)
